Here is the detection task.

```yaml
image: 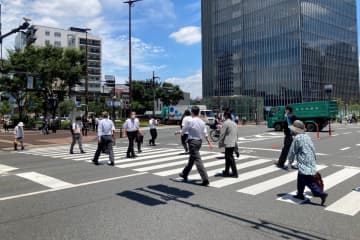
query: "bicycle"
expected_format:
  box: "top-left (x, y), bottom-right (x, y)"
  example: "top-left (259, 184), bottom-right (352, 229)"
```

top-left (209, 128), bottom-right (221, 142)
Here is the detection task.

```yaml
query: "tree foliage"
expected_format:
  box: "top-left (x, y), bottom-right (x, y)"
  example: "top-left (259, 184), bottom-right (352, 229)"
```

top-left (0, 46), bottom-right (84, 121)
top-left (131, 80), bottom-right (184, 113)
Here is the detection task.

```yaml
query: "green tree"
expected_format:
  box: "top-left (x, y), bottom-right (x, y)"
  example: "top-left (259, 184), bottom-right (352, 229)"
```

top-left (0, 100), bottom-right (12, 116)
top-left (157, 82), bottom-right (184, 106)
top-left (58, 99), bottom-right (76, 117)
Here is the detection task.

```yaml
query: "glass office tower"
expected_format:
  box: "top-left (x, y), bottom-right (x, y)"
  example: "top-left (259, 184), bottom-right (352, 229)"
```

top-left (202, 0), bottom-right (359, 106)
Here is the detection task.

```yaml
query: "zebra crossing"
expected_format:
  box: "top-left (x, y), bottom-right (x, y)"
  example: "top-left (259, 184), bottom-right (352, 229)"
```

top-left (8, 144), bottom-right (360, 216)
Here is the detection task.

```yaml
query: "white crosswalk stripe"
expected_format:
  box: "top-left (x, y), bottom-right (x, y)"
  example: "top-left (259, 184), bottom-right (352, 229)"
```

top-left (13, 145), bottom-right (360, 216)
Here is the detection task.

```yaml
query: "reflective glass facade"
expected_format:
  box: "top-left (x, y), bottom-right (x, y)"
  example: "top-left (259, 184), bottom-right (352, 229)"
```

top-left (202, 0), bottom-right (359, 106)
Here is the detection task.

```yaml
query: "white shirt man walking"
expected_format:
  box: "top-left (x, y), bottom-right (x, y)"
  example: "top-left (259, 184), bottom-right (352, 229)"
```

top-left (92, 112), bottom-right (115, 166)
top-left (70, 116), bottom-right (85, 154)
top-left (14, 122), bottom-right (25, 150)
top-left (177, 106), bottom-right (213, 186)
top-left (122, 111), bottom-right (140, 158)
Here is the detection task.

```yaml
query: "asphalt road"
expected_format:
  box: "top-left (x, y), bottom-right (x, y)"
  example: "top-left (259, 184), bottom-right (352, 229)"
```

top-left (0, 123), bottom-right (359, 240)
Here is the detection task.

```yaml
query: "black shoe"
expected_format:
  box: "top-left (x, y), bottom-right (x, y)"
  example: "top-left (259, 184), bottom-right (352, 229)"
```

top-left (231, 174), bottom-right (239, 178)
top-left (320, 193), bottom-right (328, 206)
top-left (107, 161), bottom-right (115, 166)
top-left (92, 160), bottom-right (99, 165)
top-left (81, 151), bottom-right (86, 154)
top-left (70, 151), bottom-right (74, 154)
top-left (21, 146), bottom-right (24, 150)
top-left (132, 154), bottom-right (137, 158)
top-left (222, 170), bottom-right (230, 177)
top-left (138, 150), bottom-right (142, 153)
top-left (179, 173), bottom-right (188, 181)
top-left (235, 152), bottom-right (239, 158)
top-left (126, 155), bottom-right (131, 158)
top-left (293, 194), bottom-right (305, 200)
top-left (201, 180), bottom-right (210, 186)
top-left (275, 163), bottom-right (286, 169)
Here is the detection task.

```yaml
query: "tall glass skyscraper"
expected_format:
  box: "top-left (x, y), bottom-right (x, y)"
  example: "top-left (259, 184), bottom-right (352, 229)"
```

top-left (202, 0), bottom-right (359, 107)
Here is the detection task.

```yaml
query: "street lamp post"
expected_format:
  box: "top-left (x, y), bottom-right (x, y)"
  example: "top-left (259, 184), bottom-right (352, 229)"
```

top-left (124, 0), bottom-right (142, 113)
top-left (152, 71), bottom-right (159, 117)
top-left (84, 28), bottom-right (91, 117)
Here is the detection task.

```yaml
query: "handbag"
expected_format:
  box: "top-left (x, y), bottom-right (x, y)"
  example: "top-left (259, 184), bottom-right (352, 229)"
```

top-left (312, 172), bottom-right (324, 191)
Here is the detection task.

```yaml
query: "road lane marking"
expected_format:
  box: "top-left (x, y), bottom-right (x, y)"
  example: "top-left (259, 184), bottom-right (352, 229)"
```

top-left (16, 172), bottom-right (74, 189)
top-left (325, 191), bottom-right (360, 216)
top-left (153, 154), bottom-right (224, 176)
top-left (186, 158), bottom-right (269, 180)
top-left (237, 147), bottom-right (327, 155)
top-left (0, 172), bottom-right (147, 201)
top-left (0, 164), bottom-right (18, 174)
top-left (116, 153), bottom-right (197, 168)
top-left (210, 164), bottom-right (281, 188)
top-left (340, 147), bottom-right (351, 151)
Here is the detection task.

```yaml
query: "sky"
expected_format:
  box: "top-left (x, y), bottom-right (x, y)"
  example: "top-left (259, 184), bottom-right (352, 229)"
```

top-left (1, 0), bottom-right (360, 100)
top-left (0, 0), bottom-right (202, 99)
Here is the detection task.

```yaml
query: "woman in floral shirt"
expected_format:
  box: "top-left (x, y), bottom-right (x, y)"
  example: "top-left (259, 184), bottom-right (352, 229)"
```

top-left (288, 120), bottom-right (328, 206)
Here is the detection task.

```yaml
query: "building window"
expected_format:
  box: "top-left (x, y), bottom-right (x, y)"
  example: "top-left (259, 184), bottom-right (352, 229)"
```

top-left (45, 40), bottom-right (50, 46)
top-left (54, 32), bottom-right (61, 38)
top-left (67, 34), bottom-right (76, 48)
top-left (45, 31), bottom-right (50, 36)
top-left (54, 41), bottom-right (61, 47)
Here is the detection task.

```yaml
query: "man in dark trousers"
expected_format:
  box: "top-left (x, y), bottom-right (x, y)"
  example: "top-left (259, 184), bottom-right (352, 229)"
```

top-left (122, 111), bottom-right (140, 158)
top-left (177, 106), bottom-right (213, 186)
top-left (276, 105), bottom-right (297, 168)
top-left (218, 111), bottom-right (238, 178)
top-left (92, 112), bottom-right (115, 166)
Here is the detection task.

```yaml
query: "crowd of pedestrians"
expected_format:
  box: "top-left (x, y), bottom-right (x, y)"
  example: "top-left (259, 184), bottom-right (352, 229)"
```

top-left (29, 104), bottom-right (359, 206)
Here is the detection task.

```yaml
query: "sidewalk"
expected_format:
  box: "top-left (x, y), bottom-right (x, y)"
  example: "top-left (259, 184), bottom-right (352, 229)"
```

top-left (0, 130), bottom-right (97, 151)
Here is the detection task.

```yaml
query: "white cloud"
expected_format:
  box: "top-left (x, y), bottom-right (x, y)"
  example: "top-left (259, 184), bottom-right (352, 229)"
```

top-left (31, 0), bottom-right (102, 17)
top-left (169, 26), bottom-right (201, 45)
top-left (165, 70), bottom-right (202, 99)
top-left (0, 0), bottom-right (168, 80)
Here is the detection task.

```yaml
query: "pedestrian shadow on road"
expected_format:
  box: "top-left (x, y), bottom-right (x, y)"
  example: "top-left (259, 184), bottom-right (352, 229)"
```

top-left (118, 185), bottom-right (329, 240)
top-left (116, 184), bottom-right (194, 207)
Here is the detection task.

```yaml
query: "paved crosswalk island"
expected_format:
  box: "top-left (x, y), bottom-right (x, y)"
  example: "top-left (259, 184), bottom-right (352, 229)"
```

top-left (1, 144), bottom-right (357, 216)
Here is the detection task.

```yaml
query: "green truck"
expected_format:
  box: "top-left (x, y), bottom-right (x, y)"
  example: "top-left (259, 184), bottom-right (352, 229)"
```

top-left (267, 100), bottom-right (338, 132)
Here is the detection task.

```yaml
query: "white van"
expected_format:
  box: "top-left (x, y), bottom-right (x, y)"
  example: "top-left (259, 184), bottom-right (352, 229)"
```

top-left (200, 110), bottom-right (215, 125)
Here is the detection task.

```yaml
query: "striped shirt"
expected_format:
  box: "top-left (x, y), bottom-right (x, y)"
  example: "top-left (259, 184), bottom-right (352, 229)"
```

top-left (287, 133), bottom-right (317, 175)
top-left (98, 118), bottom-right (115, 139)
top-left (123, 118), bottom-right (139, 132)
top-left (181, 116), bottom-right (208, 140)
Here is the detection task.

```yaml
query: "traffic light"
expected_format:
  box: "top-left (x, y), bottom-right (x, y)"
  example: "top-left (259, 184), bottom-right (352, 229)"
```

top-left (26, 26), bottom-right (37, 46)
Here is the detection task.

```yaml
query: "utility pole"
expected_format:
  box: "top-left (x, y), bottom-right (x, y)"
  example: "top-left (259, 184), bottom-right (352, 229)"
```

top-left (124, 0), bottom-right (142, 113)
top-left (152, 71), bottom-right (159, 117)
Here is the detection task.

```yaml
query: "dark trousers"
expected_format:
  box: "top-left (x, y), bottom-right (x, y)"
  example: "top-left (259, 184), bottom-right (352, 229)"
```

top-left (82, 127), bottom-right (88, 136)
top-left (93, 135), bottom-right (114, 163)
top-left (136, 135), bottom-right (143, 152)
top-left (149, 128), bottom-right (157, 145)
top-left (224, 147), bottom-right (238, 176)
top-left (297, 173), bottom-right (326, 198)
top-left (127, 131), bottom-right (137, 157)
top-left (278, 135), bottom-right (293, 167)
top-left (181, 134), bottom-right (189, 152)
top-left (182, 139), bottom-right (208, 181)
top-left (70, 133), bottom-right (83, 152)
